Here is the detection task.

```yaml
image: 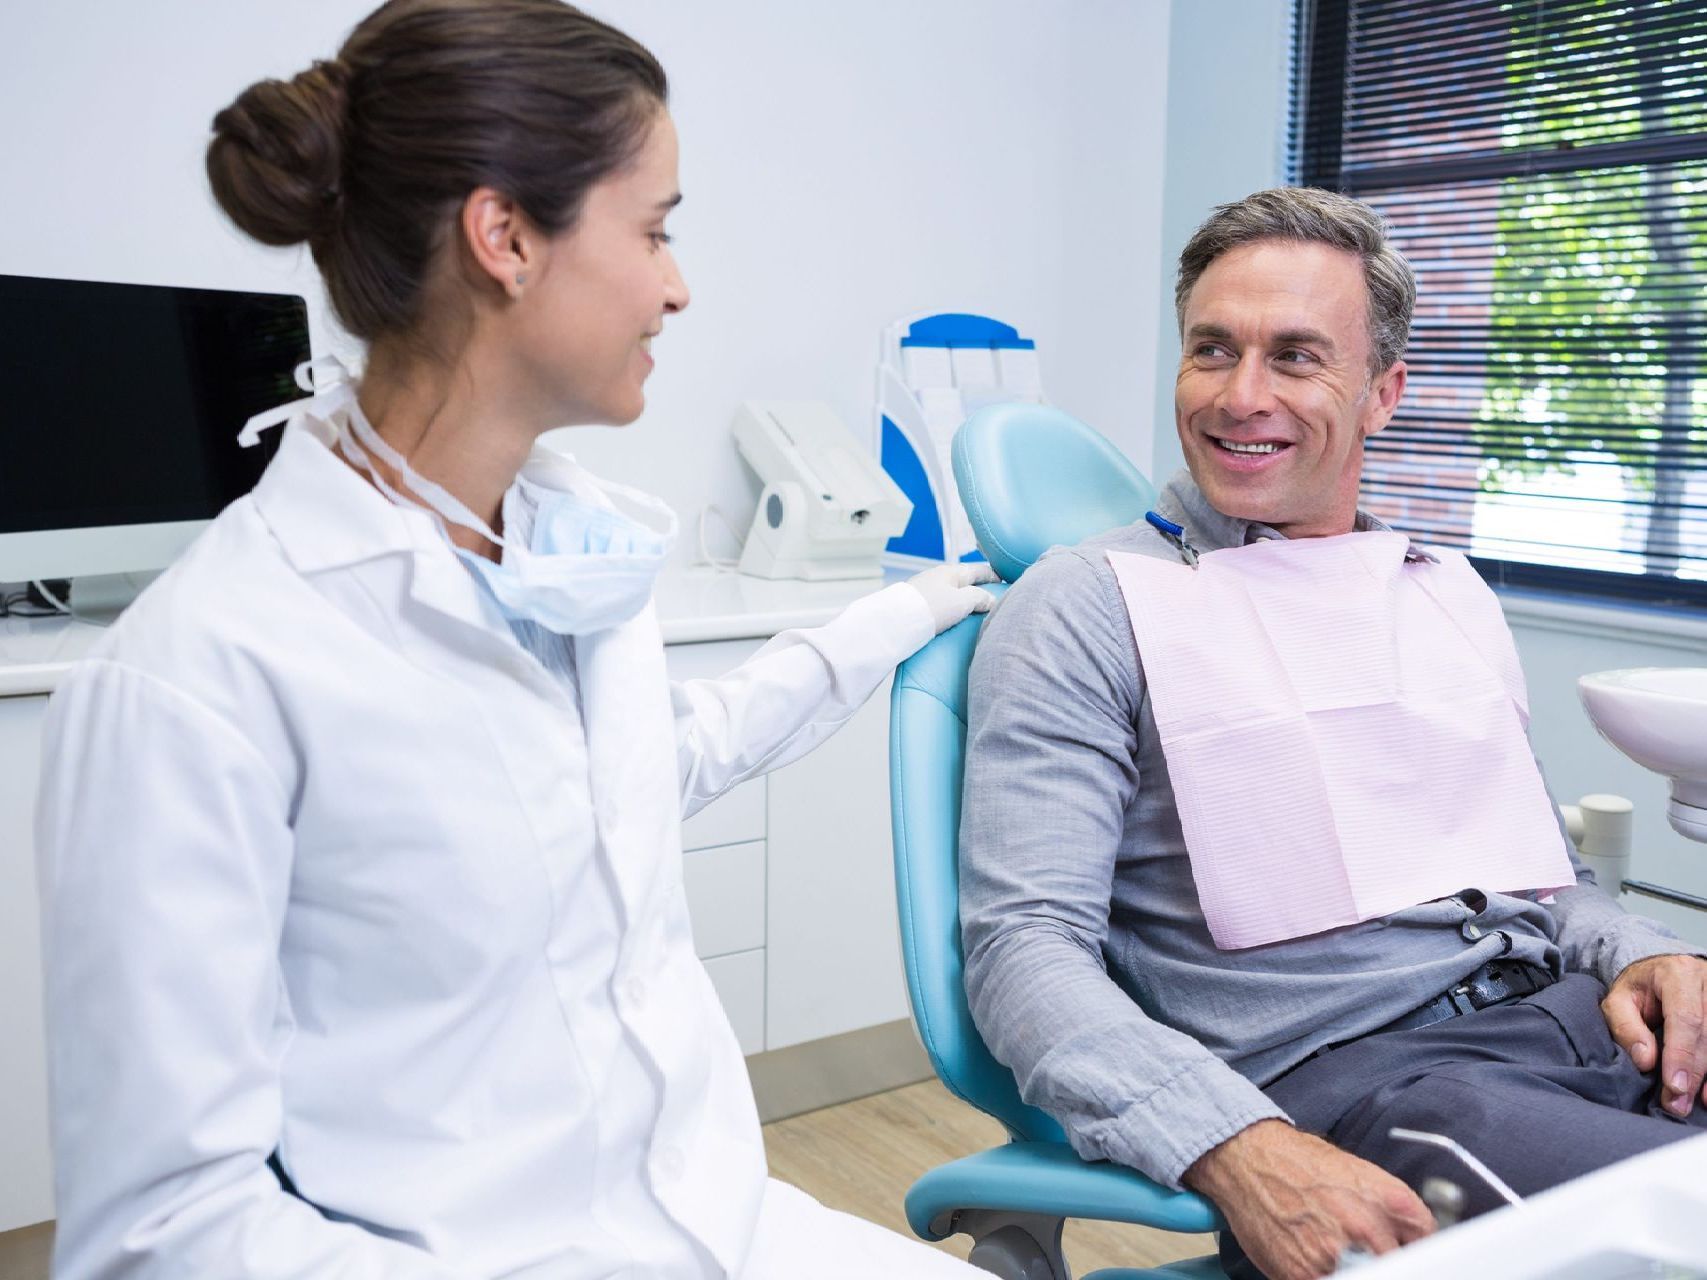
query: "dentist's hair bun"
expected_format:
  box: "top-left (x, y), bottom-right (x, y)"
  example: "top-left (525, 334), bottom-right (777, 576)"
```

top-left (206, 59), bottom-right (350, 249)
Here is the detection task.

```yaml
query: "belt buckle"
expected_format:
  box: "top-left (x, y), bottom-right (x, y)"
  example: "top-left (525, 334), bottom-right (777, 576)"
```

top-left (1445, 984), bottom-right (1480, 1017)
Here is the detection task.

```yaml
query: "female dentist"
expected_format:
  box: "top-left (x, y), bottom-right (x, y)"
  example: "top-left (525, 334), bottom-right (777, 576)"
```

top-left (33, 2), bottom-right (991, 1276)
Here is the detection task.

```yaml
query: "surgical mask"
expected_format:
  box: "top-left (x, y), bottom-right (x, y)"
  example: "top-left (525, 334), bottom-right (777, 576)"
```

top-left (240, 358), bottom-right (677, 635)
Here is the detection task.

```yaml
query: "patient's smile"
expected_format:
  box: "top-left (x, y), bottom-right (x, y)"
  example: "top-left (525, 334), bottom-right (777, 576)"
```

top-left (1213, 438), bottom-right (1286, 455)
top-left (1209, 435), bottom-right (1293, 474)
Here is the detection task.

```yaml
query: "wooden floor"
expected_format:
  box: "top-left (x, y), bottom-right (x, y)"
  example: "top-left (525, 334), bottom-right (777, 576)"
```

top-left (0, 1079), bottom-right (1215, 1278)
top-left (0, 1218), bottom-right (50, 1280)
top-left (765, 1079), bottom-right (1216, 1274)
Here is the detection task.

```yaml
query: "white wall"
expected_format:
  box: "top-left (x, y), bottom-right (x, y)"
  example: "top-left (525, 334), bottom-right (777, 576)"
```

top-left (1508, 606), bottom-right (1707, 947)
top-left (1149, 0), bottom-right (1294, 483)
top-left (0, 0), bottom-right (1170, 565)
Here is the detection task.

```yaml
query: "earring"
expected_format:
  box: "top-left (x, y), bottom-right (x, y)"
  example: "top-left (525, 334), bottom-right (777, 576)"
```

top-left (514, 273), bottom-right (527, 286)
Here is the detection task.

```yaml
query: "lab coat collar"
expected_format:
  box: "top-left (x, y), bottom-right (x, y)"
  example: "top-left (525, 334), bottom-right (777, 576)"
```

top-left (1155, 468), bottom-right (1436, 563)
top-left (251, 415), bottom-right (439, 575)
top-left (251, 415), bottom-right (511, 641)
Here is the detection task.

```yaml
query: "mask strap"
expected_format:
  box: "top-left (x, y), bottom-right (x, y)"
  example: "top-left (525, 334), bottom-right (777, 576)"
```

top-left (336, 405), bottom-right (511, 552)
top-left (237, 356), bottom-right (356, 448)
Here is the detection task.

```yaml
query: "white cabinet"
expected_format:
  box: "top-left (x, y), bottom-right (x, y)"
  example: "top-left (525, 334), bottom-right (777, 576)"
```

top-left (665, 640), bottom-right (907, 1055)
top-left (679, 777), bottom-right (765, 852)
top-left (702, 950), bottom-right (765, 1055)
top-left (0, 694), bottom-right (53, 1233)
top-left (682, 840), bottom-right (765, 959)
top-left (764, 679), bottom-right (908, 1050)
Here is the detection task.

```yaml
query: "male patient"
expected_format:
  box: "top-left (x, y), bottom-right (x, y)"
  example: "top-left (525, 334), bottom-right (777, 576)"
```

top-left (959, 186), bottom-right (1707, 1280)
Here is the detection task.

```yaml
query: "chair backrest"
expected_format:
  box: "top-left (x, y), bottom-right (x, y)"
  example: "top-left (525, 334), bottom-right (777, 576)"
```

top-left (890, 404), bottom-right (1157, 1141)
top-left (953, 402), bottom-right (1158, 583)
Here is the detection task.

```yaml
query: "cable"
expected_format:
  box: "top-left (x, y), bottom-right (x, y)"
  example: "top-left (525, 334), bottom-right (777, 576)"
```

top-left (0, 580), bottom-right (115, 627)
top-left (0, 588), bottom-right (59, 618)
top-left (30, 579), bottom-right (71, 614)
top-left (696, 503), bottom-right (745, 573)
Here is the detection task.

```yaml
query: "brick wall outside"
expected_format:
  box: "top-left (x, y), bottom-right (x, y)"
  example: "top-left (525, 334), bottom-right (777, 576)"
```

top-left (1339, 24), bottom-right (1510, 549)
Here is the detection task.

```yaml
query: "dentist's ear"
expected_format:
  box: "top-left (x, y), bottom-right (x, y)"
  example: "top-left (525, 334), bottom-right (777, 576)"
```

top-left (460, 186), bottom-right (535, 300)
top-left (1363, 359), bottom-right (1408, 439)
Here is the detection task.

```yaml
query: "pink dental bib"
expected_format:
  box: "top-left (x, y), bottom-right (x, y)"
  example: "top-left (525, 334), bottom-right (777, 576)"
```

top-left (1107, 531), bottom-right (1574, 951)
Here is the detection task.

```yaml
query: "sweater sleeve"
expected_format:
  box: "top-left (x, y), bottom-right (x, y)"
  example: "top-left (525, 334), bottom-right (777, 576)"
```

top-left (959, 551), bottom-right (1286, 1189)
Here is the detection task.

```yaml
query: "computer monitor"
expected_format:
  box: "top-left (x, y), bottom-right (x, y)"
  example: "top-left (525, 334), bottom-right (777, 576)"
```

top-left (0, 273), bottom-right (310, 587)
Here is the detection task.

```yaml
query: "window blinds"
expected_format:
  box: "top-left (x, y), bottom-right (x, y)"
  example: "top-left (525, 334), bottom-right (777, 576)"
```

top-left (1295, 0), bottom-right (1707, 606)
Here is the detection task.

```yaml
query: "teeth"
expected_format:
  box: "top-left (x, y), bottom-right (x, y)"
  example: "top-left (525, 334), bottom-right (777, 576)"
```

top-left (1218, 439), bottom-right (1281, 454)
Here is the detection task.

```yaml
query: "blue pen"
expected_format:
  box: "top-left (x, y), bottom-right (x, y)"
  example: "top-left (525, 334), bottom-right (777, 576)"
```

top-left (1144, 510), bottom-right (1200, 567)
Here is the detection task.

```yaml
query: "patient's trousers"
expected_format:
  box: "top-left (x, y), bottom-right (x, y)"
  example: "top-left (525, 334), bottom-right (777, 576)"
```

top-left (1219, 973), bottom-right (1707, 1279)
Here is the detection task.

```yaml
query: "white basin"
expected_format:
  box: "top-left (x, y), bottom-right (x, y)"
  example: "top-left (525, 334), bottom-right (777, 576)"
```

top-left (1579, 667), bottom-right (1707, 843)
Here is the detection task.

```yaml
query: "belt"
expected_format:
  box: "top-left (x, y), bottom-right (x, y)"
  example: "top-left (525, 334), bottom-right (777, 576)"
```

top-left (1313, 959), bottom-right (1556, 1061)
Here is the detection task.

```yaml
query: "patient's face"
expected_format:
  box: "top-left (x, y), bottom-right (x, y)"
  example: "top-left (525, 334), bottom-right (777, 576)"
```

top-left (1174, 240), bottom-right (1405, 539)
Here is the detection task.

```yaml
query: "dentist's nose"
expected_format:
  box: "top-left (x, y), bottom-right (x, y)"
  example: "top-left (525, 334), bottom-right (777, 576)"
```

top-left (662, 246), bottom-right (690, 315)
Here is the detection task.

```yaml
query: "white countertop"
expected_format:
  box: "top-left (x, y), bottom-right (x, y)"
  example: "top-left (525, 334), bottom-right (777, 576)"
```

top-left (0, 566), bottom-right (901, 699)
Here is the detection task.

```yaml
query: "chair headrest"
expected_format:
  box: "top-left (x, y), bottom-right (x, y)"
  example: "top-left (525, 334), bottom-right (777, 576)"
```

top-left (952, 404), bottom-right (1158, 583)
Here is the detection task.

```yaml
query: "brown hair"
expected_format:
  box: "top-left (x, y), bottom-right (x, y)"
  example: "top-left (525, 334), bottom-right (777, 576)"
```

top-left (206, 0), bottom-right (668, 343)
top-left (1175, 186), bottom-right (1416, 374)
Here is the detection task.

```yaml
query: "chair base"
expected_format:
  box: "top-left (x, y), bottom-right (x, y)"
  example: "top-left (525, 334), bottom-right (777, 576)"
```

top-left (1083, 1257), bottom-right (1223, 1280)
top-left (946, 1206), bottom-right (1223, 1280)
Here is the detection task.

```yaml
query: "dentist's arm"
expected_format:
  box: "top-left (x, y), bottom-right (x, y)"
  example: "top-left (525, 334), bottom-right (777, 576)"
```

top-left (37, 661), bottom-right (467, 1280)
top-left (672, 565), bottom-right (993, 816)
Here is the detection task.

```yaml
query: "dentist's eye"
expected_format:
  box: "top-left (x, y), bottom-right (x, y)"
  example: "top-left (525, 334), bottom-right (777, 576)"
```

top-left (649, 230), bottom-right (675, 249)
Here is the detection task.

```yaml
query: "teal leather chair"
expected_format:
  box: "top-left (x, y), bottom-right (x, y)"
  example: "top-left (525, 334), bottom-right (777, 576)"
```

top-left (888, 403), bottom-right (1226, 1279)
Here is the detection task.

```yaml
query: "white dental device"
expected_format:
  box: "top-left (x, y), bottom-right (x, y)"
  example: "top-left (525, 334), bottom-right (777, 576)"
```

top-left (732, 401), bottom-right (912, 580)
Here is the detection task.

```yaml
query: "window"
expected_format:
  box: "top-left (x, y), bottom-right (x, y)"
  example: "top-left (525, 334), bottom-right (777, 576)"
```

top-left (1294, 0), bottom-right (1707, 607)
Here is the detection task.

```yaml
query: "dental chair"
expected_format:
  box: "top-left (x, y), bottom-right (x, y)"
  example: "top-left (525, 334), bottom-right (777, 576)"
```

top-left (888, 403), bottom-right (1226, 1280)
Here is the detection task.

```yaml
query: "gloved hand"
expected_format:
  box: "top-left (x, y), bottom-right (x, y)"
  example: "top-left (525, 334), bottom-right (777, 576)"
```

top-left (903, 561), bottom-right (999, 633)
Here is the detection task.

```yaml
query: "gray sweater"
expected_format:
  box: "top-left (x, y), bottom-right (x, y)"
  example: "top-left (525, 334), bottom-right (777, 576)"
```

top-left (959, 470), bottom-right (1695, 1189)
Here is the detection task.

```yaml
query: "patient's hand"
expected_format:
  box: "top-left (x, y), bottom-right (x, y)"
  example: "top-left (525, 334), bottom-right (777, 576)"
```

top-left (1183, 1120), bottom-right (1433, 1280)
top-left (1602, 953), bottom-right (1707, 1118)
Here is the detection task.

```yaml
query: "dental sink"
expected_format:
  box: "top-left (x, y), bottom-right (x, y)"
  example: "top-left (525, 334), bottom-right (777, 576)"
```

top-left (1578, 667), bottom-right (1707, 843)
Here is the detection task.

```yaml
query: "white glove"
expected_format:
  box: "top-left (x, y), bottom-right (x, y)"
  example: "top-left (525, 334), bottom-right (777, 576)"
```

top-left (903, 561), bottom-right (999, 634)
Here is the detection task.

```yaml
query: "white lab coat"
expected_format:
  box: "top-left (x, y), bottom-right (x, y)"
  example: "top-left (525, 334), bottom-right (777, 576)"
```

top-left (35, 416), bottom-right (969, 1279)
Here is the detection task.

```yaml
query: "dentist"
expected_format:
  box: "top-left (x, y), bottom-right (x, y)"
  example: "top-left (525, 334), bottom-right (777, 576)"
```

top-left (34, 2), bottom-right (990, 1277)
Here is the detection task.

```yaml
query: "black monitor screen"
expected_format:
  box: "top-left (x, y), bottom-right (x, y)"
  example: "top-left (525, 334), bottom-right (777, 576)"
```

top-left (0, 274), bottom-right (310, 535)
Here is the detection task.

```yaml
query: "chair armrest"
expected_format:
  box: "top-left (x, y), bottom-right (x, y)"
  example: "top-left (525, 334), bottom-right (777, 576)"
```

top-left (904, 1141), bottom-right (1225, 1240)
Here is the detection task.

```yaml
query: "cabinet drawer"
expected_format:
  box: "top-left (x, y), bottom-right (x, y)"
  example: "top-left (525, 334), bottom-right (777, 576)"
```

top-left (680, 779), bottom-right (764, 851)
top-left (664, 638), bottom-right (763, 682)
top-left (682, 839), bottom-right (764, 959)
top-left (702, 949), bottom-right (764, 1056)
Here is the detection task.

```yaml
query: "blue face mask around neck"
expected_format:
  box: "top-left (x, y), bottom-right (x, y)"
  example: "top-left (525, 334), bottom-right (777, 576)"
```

top-left (461, 475), bottom-right (676, 634)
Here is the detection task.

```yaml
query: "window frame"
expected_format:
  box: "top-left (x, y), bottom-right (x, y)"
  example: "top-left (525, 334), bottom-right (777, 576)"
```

top-left (1292, 0), bottom-right (1707, 612)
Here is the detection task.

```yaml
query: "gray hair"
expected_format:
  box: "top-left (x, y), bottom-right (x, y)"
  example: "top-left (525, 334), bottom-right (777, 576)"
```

top-left (1175, 187), bottom-right (1416, 374)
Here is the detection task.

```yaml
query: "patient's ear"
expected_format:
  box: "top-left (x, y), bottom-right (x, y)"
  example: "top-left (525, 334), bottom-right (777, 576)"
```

top-left (1362, 359), bottom-right (1408, 439)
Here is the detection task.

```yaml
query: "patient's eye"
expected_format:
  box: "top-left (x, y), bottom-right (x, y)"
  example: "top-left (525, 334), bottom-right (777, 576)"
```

top-left (648, 229), bottom-right (675, 250)
top-left (1193, 342), bottom-right (1234, 364)
top-left (1274, 348), bottom-right (1318, 369)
